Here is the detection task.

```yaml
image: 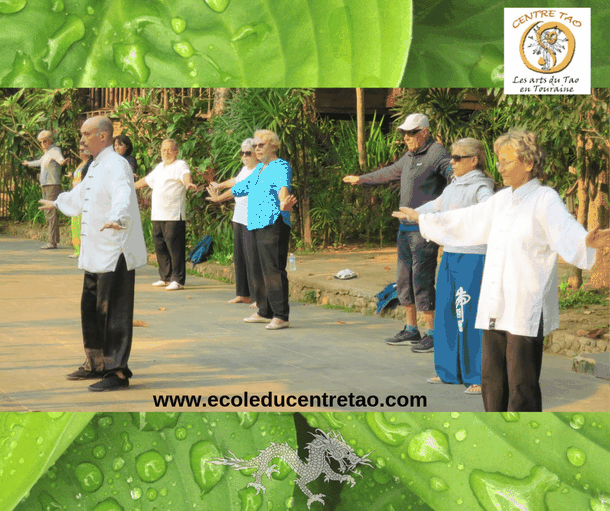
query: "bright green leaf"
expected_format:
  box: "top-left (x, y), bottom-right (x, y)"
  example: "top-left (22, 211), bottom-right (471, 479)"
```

top-left (15, 412), bottom-right (296, 511)
top-left (405, 0), bottom-right (609, 87)
top-left (0, 0), bottom-right (411, 87)
top-left (0, 412), bottom-right (95, 511)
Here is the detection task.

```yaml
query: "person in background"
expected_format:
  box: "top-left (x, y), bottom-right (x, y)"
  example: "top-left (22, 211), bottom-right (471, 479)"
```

top-left (223, 130), bottom-right (297, 330)
top-left (135, 139), bottom-right (197, 291)
top-left (39, 116), bottom-right (147, 392)
top-left (65, 145), bottom-right (93, 259)
top-left (394, 137), bottom-right (494, 394)
top-left (22, 130), bottom-right (65, 249)
top-left (114, 134), bottom-right (138, 179)
top-left (395, 129), bottom-right (610, 411)
top-left (206, 138), bottom-right (260, 305)
top-left (343, 113), bottom-right (452, 353)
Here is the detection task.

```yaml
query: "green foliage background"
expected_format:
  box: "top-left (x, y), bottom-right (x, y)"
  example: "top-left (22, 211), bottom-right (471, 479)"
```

top-left (1, 88), bottom-right (607, 260)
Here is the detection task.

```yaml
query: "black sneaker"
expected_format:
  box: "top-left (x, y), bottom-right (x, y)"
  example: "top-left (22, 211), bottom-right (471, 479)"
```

top-left (66, 367), bottom-right (103, 380)
top-left (411, 335), bottom-right (434, 353)
top-left (385, 327), bottom-right (422, 346)
top-left (88, 374), bottom-right (129, 392)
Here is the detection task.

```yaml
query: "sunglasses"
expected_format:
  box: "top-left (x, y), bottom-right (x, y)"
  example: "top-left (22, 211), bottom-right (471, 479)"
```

top-left (450, 154), bottom-right (476, 161)
top-left (252, 142), bottom-right (267, 149)
top-left (402, 128), bottom-right (422, 137)
top-left (240, 151), bottom-right (252, 156)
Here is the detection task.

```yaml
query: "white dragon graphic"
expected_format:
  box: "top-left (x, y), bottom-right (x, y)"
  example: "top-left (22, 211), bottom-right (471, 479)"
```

top-left (208, 428), bottom-right (373, 508)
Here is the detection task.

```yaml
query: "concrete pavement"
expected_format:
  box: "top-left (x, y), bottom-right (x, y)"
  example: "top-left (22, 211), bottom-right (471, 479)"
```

top-left (0, 235), bottom-right (607, 412)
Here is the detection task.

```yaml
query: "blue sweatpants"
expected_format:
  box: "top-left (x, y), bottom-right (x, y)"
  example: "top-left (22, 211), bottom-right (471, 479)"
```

top-left (434, 252), bottom-right (485, 386)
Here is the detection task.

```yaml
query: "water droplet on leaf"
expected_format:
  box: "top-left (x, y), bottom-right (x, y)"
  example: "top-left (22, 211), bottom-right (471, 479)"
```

top-left (190, 441), bottom-right (226, 495)
top-left (205, 0), bottom-right (229, 13)
top-left (0, 0), bottom-right (26, 14)
top-left (136, 450), bottom-right (167, 482)
top-left (75, 462), bottom-right (103, 492)
top-left (566, 446), bottom-right (586, 467)
top-left (407, 429), bottom-right (450, 462)
top-left (366, 412), bottom-right (410, 447)
top-left (470, 466), bottom-right (560, 511)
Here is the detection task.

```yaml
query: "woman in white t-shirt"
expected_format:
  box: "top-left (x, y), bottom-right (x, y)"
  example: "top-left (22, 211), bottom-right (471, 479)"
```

top-left (207, 139), bottom-right (260, 304)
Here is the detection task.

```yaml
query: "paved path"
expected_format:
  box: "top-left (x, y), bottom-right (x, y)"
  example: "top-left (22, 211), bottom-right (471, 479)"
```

top-left (0, 236), bottom-right (607, 412)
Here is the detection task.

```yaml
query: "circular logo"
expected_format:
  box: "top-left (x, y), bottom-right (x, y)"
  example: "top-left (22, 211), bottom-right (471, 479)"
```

top-left (519, 21), bottom-right (575, 73)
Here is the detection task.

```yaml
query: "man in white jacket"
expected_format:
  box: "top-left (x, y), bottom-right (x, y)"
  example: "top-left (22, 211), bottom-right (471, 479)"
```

top-left (39, 116), bottom-right (147, 392)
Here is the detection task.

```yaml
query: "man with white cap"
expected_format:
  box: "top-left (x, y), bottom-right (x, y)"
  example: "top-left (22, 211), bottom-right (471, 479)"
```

top-left (344, 113), bottom-right (452, 353)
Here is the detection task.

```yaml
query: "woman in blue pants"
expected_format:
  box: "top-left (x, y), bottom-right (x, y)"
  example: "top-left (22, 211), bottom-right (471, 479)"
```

top-left (396, 138), bottom-right (495, 394)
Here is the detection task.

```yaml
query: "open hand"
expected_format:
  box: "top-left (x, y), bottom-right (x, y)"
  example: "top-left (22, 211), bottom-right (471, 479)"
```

top-left (391, 207), bottom-right (419, 223)
top-left (280, 194), bottom-right (297, 211)
top-left (38, 199), bottom-right (55, 210)
top-left (343, 175), bottom-right (361, 185)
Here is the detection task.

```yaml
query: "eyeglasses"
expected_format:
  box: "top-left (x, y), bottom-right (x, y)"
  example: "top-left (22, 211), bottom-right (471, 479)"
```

top-left (495, 159), bottom-right (520, 169)
top-left (402, 129), bottom-right (422, 137)
top-left (451, 154), bottom-right (476, 162)
top-left (240, 151), bottom-right (252, 156)
top-left (252, 143), bottom-right (266, 149)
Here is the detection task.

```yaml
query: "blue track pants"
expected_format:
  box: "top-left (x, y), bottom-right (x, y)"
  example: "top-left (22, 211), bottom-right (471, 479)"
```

top-left (434, 252), bottom-right (485, 386)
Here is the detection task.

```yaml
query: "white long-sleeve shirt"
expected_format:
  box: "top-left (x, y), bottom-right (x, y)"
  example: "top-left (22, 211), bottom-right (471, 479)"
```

top-left (419, 179), bottom-right (596, 336)
top-left (26, 145), bottom-right (64, 186)
top-left (54, 146), bottom-right (147, 273)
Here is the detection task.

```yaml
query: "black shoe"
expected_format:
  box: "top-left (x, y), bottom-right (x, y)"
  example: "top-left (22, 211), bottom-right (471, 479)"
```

top-left (88, 374), bottom-right (129, 392)
top-left (66, 367), bottom-right (103, 380)
top-left (411, 335), bottom-right (434, 353)
top-left (386, 327), bottom-right (422, 346)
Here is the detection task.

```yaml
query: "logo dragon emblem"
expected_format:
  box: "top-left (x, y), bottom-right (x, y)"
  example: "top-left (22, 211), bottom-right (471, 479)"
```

top-left (209, 429), bottom-right (373, 508)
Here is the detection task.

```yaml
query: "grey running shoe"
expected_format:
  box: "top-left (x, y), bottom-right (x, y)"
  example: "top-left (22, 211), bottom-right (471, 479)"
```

top-left (385, 327), bottom-right (422, 346)
top-left (411, 335), bottom-right (434, 353)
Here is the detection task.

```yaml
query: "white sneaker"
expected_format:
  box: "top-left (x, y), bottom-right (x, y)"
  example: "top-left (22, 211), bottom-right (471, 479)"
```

top-left (165, 281), bottom-right (183, 291)
top-left (152, 280), bottom-right (168, 287)
top-left (266, 318), bottom-right (289, 330)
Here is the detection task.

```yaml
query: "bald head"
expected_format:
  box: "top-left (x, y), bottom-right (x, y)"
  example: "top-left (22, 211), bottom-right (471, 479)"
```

top-left (81, 116), bottom-right (113, 157)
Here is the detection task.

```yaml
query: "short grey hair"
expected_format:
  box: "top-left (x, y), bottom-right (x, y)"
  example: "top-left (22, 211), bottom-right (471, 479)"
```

top-left (494, 129), bottom-right (546, 178)
top-left (241, 138), bottom-right (255, 152)
top-left (162, 139), bottom-right (179, 151)
top-left (451, 138), bottom-right (487, 171)
top-left (37, 130), bottom-right (53, 142)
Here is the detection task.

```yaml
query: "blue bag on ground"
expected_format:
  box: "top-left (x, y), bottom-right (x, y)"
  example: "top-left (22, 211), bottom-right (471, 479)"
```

top-left (189, 235), bottom-right (214, 264)
top-left (375, 282), bottom-right (398, 314)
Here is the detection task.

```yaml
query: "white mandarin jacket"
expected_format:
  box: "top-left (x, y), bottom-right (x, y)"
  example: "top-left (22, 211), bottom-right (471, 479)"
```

top-left (55, 146), bottom-right (147, 273)
top-left (419, 179), bottom-right (596, 337)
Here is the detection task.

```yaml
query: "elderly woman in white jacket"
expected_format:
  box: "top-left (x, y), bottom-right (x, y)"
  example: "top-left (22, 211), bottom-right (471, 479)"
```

top-left (394, 129), bottom-right (609, 412)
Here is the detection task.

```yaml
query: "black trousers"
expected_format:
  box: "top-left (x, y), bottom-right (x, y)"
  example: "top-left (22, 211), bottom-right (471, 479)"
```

top-left (233, 222), bottom-right (253, 297)
top-left (247, 217), bottom-right (291, 321)
top-left (153, 220), bottom-right (186, 285)
top-left (481, 320), bottom-right (544, 412)
top-left (81, 254), bottom-right (135, 377)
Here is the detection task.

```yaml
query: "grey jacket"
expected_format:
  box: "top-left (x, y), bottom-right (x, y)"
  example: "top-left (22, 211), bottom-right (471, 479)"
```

top-left (416, 169), bottom-right (495, 254)
top-left (358, 138), bottom-right (452, 226)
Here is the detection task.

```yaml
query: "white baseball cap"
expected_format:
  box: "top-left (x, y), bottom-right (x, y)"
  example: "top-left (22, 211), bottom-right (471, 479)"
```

top-left (398, 113), bottom-right (429, 131)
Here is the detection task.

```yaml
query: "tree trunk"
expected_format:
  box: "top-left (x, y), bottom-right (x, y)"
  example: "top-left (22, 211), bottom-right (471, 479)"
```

top-left (356, 88), bottom-right (367, 172)
top-left (568, 135), bottom-right (588, 289)
top-left (212, 88), bottom-right (230, 117)
top-left (589, 164), bottom-right (609, 288)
